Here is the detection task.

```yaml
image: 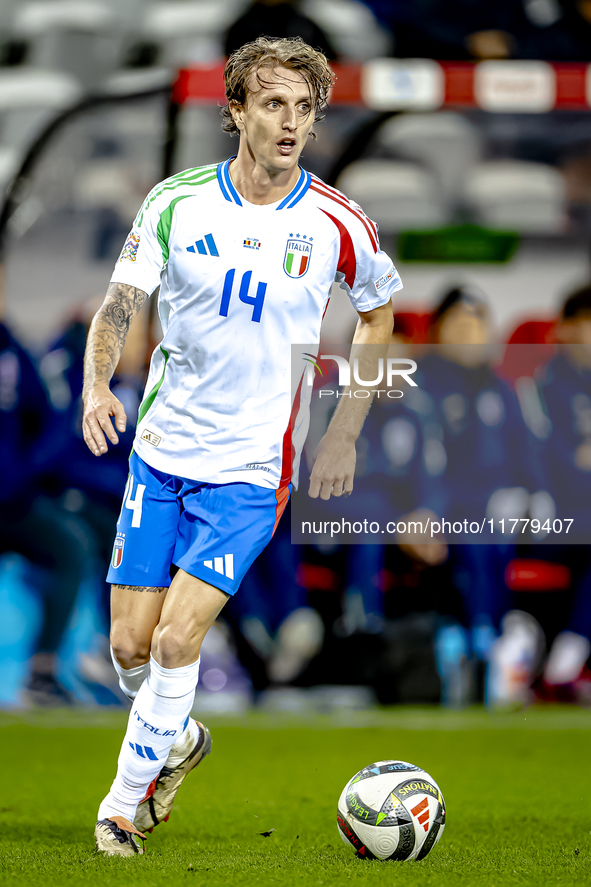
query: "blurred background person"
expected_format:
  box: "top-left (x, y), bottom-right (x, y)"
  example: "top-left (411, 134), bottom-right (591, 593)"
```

top-left (361, 0), bottom-right (591, 61)
top-left (225, 0), bottom-right (338, 60)
top-left (225, 518), bottom-right (323, 692)
top-left (361, 0), bottom-right (527, 60)
top-left (336, 311), bottom-right (449, 639)
top-left (418, 286), bottom-right (544, 707)
top-left (517, 0), bottom-right (591, 61)
top-left (0, 290), bottom-right (94, 706)
top-left (38, 297), bottom-right (149, 697)
top-left (530, 283), bottom-right (591, 703)
top-left (292, 313), bottom-right (451, 706)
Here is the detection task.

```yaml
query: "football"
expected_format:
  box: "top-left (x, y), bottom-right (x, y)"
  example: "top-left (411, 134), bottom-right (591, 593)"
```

top-left (337, 760), bottom-right (446, 861)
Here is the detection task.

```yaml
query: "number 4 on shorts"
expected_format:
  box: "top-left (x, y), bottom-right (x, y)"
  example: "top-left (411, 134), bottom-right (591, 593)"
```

top-left (124, 474), bottom-right (146, 528)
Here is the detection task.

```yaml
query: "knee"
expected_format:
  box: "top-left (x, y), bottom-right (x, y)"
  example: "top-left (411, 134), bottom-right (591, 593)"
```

top-left (151, 621), bottom-right (203, 668)
top-left (110, 629), bottom-right (151, 670)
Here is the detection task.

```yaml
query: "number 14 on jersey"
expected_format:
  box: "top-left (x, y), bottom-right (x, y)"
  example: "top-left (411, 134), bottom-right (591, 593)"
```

top-left (219, 269), bottom-right (267, 324)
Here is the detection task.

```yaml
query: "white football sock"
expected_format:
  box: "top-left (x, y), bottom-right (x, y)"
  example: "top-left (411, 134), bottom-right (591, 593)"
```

top-left (110, 647), bottom-right (150, 701)
top-left (98, 655), bottom-right (200, 822)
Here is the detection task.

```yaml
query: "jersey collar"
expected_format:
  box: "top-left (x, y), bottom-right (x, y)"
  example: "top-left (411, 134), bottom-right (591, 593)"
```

top-left (217, 158), bottom-right (311, 210)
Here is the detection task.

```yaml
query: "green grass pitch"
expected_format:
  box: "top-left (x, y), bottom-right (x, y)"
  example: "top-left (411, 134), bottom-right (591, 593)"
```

top-left (0, 706), bottom-right (590, 886)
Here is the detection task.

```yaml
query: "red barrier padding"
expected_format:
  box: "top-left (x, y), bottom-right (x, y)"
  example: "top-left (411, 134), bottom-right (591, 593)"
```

top-left (553, 63), bottom-right (589, 108)
top-left (172, 60), bottom-right (591, 111)
top-left (393, 311), bottom-right (430, 344)
top-left (296, 563), bottom-right (341, 592)
top-left (173, 63), bottom-right (226, 104)
top-left (507, 319), bottom-right (557, 345)
top-left (172, 62), bottom-right (363, 106)
top-left (439, 62), bottom-right (475, 106)
top-left (505, 558), bottom-right (571, 591)
top-left (330, 63), bottom-right (363, 104)
top-left (500, 319), bottom-right (557, 381)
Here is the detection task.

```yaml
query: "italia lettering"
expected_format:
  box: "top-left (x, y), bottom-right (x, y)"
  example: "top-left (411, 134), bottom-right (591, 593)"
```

top-left (134, 711), bottom-right (176, 736)
top-left (287, 241), bottom-right (310, 252)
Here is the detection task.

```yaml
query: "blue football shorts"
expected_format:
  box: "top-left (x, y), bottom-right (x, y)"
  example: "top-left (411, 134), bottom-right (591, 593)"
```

top-left (106, 452), bottom-right (291, 595)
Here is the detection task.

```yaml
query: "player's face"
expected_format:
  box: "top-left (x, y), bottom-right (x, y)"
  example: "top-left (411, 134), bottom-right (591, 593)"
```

top-left (233, 66), bottom-right (315, 174)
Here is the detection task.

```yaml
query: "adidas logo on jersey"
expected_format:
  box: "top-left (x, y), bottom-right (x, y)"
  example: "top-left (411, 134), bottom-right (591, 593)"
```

top-left (141, 428), bottom-right (161, 447)
top-left (203, 554), bottom-right (234, 579)
top-left (187, 233), bottom-right (219, 256)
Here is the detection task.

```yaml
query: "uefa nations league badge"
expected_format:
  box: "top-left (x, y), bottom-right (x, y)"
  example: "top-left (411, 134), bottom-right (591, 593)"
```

top-left (284, 234), bottom-right (312, 278)
top-left (111, 533), bottom-right (125, 569)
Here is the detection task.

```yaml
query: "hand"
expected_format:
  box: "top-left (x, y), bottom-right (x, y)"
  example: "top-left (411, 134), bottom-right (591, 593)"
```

top-left (82, 384), bottom-right (127, 456)
top-left (308, 431), bottom-right (356, 500)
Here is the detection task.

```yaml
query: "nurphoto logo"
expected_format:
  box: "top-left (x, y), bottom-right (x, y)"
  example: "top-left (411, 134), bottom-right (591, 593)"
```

top-left (304, 353), bottom-right (418, 397)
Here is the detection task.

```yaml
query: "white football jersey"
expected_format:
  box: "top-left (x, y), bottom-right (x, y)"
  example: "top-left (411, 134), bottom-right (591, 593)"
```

top-left (110, 159), bottom-right (402, 489)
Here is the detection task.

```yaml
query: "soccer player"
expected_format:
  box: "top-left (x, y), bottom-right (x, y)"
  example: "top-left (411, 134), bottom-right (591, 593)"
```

top-left (83, 37), bottom-right (401, 856)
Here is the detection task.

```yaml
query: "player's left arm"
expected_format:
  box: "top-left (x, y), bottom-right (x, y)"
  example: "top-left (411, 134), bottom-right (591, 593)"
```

top-left (308, 300), bottom-right (393, 500)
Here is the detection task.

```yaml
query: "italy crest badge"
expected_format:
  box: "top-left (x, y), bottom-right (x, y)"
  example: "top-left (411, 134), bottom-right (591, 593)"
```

top-left (284, 235), bottom-right (312, 278)
top-left (111, 534), bottom-right (125, 569)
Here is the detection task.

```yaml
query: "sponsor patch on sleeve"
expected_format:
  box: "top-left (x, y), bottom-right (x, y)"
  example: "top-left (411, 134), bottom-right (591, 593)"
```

top-left (374, 264), bottom-right (396, 291)
top-left (119, 230), bottom-right (140, 262)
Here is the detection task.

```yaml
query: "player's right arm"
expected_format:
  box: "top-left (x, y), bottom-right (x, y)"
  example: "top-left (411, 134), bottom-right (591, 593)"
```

top-left (82, 282), bottom-right (149, 456)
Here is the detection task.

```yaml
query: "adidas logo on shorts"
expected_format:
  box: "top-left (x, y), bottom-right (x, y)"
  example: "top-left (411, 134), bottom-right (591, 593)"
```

top-left (204, 554), bottom-right (234, 579)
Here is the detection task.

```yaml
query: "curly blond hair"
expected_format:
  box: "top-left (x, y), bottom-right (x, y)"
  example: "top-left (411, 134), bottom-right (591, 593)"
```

top-left (221, 36), bottom-right (334, 137)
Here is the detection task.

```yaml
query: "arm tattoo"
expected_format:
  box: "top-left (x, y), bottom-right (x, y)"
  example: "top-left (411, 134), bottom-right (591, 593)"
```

top-left (83, 282), bottom-right (149, 396)
top-left (112, 585), bottom-right (168, 594)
